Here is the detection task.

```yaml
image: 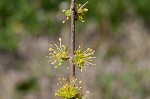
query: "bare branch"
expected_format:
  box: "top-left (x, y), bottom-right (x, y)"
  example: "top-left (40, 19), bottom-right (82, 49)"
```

top-left (70, 0), bottom-right (76, 77)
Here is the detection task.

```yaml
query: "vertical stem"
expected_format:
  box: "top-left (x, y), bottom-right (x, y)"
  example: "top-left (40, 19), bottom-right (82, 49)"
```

top-left (70, 0), bottom-right (76, 77)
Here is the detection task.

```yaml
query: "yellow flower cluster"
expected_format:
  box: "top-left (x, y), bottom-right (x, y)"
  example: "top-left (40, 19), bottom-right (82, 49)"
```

top-left (62, 2), bottom-right (88, 23)
top-left (76, 2), bottom-right (88, 22)
top-left (48, 38), bottom-right (69, 68)
top-left (48, 39), bottom-right (96, 71)
top-left (55, 77), bottom-right (82, 99)
top-left (55, 77), bottom-right (91, 99)
top-left (72, 46), bottom-right (96, 71)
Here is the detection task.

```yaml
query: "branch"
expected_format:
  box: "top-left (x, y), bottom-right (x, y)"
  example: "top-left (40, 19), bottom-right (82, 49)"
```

top-left (70, 0), bottom-right (76, 77)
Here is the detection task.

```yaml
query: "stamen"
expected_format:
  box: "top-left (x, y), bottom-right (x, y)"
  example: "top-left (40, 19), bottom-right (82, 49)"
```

top-left (54, 44), bottom-right (61, 51)
top-left (81, 2), bottom-right (88, 8)
top-left (59, 38), bottom-right (63, 50)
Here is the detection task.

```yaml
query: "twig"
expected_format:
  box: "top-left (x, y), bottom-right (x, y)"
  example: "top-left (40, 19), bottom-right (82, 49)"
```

top-left (70, 0), bottom-right (76, 77)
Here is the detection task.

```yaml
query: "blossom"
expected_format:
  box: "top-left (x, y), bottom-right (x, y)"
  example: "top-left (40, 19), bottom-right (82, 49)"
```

top-left (62, 1), bottom-right (88, 23)
top-left (55, 77), bottom-right (92, 99)
top-left (55, 77), bottom-right (82, 98)
top-left (48, 38), bottom-right (69, 68)
top-left (77, 2), bottom-right (88, 22)
top-left (72, 46), bottom-right (96, 71)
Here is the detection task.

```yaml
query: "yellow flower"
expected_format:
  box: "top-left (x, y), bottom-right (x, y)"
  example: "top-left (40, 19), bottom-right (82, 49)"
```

top-left (55, 77), bottom-right (92, 99)
top-left (77, 2), bottom-right (88, 22)
top-left (55, 77), bottom-right (83, 99)
top-left (62, 1), bottom-right (88, 23)
top-left (48, 38), bottom-right (69, 68)
top-left (72, 46), bottom-right (96, 71)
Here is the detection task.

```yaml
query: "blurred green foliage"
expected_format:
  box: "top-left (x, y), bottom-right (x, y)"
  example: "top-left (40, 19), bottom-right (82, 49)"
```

top-left (131, 0), bottom-right (150, 25)
top-left (15, 77), bottom-right (39, 92)
top-left (0, 0), bottom-right (150, 50)
top-left (96, 69), bottom-right (150, 99)
top-left (88, 0), bottom-right (125, 26)
top-left (0, 0), bottom-right (63, 51)
top-left (101, 74), bottom-right (113, 99)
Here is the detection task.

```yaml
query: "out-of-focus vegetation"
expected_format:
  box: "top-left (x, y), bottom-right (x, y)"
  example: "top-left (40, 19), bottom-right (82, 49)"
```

top-left (1, 0), bottom-right (150, 51)
top-left (0, 0), bottom-right (62, 51)
top-left (0, 0), bottom-right (150, 99)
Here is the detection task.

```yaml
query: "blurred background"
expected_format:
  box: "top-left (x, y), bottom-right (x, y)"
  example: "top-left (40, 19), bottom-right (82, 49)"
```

top-left (0, 0), bottom-right (150, 99)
